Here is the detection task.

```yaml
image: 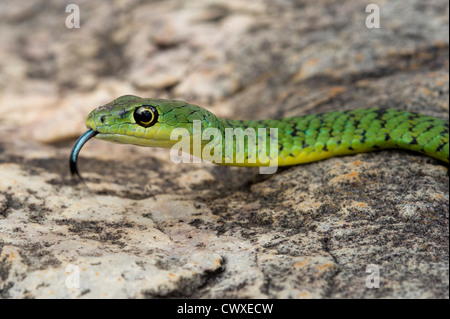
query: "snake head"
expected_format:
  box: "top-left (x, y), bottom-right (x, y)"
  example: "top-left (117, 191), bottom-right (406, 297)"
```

top-left (86, 95), bottom-right (219, 149)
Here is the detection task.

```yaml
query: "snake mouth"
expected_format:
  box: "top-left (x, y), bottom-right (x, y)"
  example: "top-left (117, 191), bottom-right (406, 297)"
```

top-left (69, 129), bottom-right (98, 178)
top-left (94, 132), bottom-right (177, 148)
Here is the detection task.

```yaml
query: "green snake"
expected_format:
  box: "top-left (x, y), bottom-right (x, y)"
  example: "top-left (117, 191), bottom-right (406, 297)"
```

top-left (70, 95), bottom-right (449, 176)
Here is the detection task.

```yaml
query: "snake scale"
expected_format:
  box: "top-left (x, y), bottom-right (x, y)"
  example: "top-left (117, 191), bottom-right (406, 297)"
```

top-left (70, 95), bottom-right (449, 176)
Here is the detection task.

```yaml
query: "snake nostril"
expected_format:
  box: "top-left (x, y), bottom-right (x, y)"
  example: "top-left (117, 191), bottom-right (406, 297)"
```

top-left (100, 116), bottom-right (106, 124)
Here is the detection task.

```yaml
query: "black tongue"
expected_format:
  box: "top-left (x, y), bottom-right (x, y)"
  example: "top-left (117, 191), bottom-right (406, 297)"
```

top-left (69, 129), bottom-right (98, 178)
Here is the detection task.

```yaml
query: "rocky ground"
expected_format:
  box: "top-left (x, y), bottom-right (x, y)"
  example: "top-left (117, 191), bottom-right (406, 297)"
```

top-left (0, 0), bottom-right (448, 298)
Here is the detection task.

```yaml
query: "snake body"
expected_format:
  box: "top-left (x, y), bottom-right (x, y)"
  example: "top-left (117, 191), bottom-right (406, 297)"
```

top-left (70, 95), bottom-right (449, 176)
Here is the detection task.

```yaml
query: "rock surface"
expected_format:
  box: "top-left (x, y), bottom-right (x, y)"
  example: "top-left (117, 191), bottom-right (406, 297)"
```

top-left (0, 0), bottom-right (448, 298)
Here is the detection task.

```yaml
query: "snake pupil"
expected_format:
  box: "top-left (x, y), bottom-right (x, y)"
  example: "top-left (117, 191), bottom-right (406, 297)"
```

top-left (134, 106), bottom-right (158, 127)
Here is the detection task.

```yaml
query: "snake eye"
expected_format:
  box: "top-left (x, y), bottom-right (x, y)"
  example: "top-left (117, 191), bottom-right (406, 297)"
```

top-left (133, 106), bottom-right (158, 127)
